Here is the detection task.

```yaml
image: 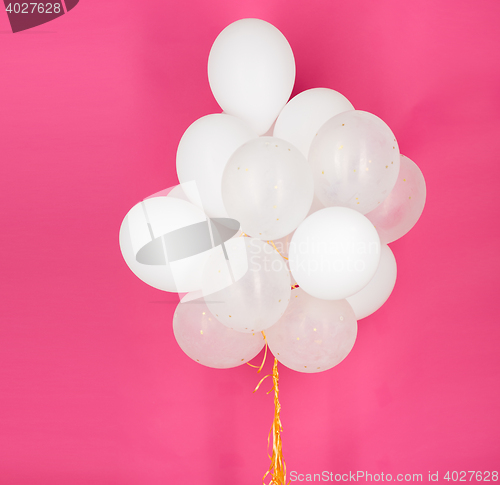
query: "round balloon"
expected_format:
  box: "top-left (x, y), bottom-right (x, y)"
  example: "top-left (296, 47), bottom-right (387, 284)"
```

top-left (266, 288), bottom-right (357, 373)
top-left (173, 297), bottom-right (265, 368)
top-left (346, 244), bottom-right (397, 319)
top-left (208, 19), bottom-right (295, 135)
top-left (221, 137), bottom-right (314, 240)
top-left (288, 207), bottom-right (381, 300)
top-left (119, 196), bottom-right (210, 293)
top-left (273, 88), bottom-right (354, 158)
top-left (202, 237), bottom-right (291, 333)
top-left (176, 113), bottom-right (257, 218)
top-left (366, 155), bottom-right (426, 244)
top-left (309, 110), bottom-right (400, 214)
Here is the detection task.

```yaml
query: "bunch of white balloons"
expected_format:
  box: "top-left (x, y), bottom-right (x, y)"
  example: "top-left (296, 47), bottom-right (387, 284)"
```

top-left (120, 18), bottom-right (426, 374)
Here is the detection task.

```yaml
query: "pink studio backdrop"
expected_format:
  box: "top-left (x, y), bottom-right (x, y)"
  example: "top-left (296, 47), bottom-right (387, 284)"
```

top-left (1, 1), bottom-right (499, 483)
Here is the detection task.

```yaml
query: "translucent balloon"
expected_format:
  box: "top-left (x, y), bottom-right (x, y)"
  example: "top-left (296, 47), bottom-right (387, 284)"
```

top-left (119, 196), bottom-right (209, 293)
top-left (273, 88), bottom-right (354, 158)
top-left (365, 155), bottom-right (426, 244)
top-left (202, 237), bottom-right (291, 333)
top-left (208, 19), bottom-right (295, 135)
top-left (221, 137), bottom-right (314, 240)
top-left (346, 244), bottom-right (397, 319)
top-left (176, 113), bottom-right (257, 218)
top-left (266, 288), bottom-right (357, 373)
top-left (289, 207), bottom-right (380, 300)
top-left (173, 297), bottom-right (265, 368)
top-left (309, 110), bottom-right (400, 214)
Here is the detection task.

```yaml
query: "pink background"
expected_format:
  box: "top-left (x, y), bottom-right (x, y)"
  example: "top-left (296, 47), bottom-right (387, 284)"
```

top-left (1, 0), bottom-right (499, 483)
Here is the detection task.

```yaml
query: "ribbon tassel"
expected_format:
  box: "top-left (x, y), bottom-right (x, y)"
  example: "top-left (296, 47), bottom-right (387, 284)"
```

top-left (263, 358), bottom-right (286, 485)
top-left (253, 355), bottom-right (287, 485)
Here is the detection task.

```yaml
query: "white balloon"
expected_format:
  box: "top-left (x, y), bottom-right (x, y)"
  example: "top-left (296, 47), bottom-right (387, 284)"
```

top-left (119, 196), bottom-right (210, 293)
top-left (202, 237), bottom-right (291, 333)
top-left (309, 110), bottom-right (400, 214)
top-left (266, 288), bottom-right (357, 373)
top-left (346, 244), bottom-right (397, 319)
top-left (208, 19), bottom-right (295, 135)
top-left (176, 114), bottom-right (257, 218)
top-left (173, 297), bottom-right (265, 369)
top-left (289, 207), bottom-right (380, 300)
top-left (221, 137), bottom-right (314, 240)
top-left (273, 88), bottom-right (354, 158)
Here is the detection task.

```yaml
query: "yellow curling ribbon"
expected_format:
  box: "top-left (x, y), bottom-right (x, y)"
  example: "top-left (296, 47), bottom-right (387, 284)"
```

top-left (253, 358), bottom-right (287, 485)
top-left (247, 331), bottom-right (268, 374)
top-left (249, 333), bottom-right (287, 485)
top-left (267, 240), bottom-right (289, 260)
